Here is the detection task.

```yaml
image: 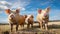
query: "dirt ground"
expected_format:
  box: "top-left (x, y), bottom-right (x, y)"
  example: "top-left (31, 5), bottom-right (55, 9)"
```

top-left (0, 22), bottom-right (60, 34)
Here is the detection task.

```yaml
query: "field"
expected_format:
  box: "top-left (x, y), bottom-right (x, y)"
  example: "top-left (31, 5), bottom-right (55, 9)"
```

top-left (0, 22), bottom-right (60, 34)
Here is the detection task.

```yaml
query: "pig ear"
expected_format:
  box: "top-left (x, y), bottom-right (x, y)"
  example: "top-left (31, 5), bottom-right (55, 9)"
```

top-left (45, 7), bottom-right (50, 12)
top-left (24, 15), bottom-right (27, 18)
top-left (5, 9), bottom-right (11, 14)
top-left (16, 9), bottom-right (20, 13)
top-left (38, 9), bottom-right (42, 13)
top-left (47, 7), bottom-right (50, 11)
top-left (31, 15), bottom-right (34, 18)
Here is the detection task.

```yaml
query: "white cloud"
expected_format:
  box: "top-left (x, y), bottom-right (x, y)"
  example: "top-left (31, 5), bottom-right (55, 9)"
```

top-left (50, 15), bottom-right (60, 20)
top-left (11, 0), bottom-right (31, 11)
top-left (0, 5), bottom-right (8, 9)
top-left (49, 9), bottom-right (60, 20)
top-left (41, 1), bottom-right (49, 5)
top-left (0, 1), bottom-right (12, 12)
top-left (0, 11), bottom-right (2, 13)
top-left (0, 18), bottom-right (8, 23)
top-left (0, 0), bottom-right (31, 12)
top-left (40, 0), bottom-right (53, 6)
top-left (17, 7), bottom-right (25, 11)
top-left (0, 1), bottom-right (11, 5)
top-left (21, 8), bottom-right (25, 10)
top-left (0, 1), bottom-right (12, 8)
top-left (0, 5), bottom-right (8, 13)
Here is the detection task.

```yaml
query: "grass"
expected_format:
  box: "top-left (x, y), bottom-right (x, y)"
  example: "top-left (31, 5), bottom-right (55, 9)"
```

top-left (0, 22), bottom-right (60, 34)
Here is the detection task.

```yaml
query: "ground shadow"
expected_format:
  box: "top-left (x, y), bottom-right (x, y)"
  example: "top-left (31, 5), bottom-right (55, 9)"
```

top-left (48, 24), bottom-right (60, 29)
top-left (19, 24), bottom-right (60, 31)
top-left (1, 24), bottom-right (60, 34)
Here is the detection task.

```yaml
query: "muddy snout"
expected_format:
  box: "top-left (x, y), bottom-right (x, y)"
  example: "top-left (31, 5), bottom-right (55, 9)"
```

top-left (10, 15), bottom-right (15, 19)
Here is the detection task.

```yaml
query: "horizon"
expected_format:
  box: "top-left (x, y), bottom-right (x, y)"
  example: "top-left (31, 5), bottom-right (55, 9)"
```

top-left (0, 0), bottom-right (60, 23)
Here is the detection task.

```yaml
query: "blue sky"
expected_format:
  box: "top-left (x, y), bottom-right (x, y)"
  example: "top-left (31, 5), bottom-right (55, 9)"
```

top-left (0, 0), bottom-right (60, 23)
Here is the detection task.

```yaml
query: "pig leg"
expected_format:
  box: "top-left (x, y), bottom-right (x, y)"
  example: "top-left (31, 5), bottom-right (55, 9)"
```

top-left (27, 23), bottom-right (30, 28)
top-left (31, 23), bottom-right (33, 28)
top-left (16, 24), bottom-right (19, 31)
top-left (11, 24), bottom-right (13, 32)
